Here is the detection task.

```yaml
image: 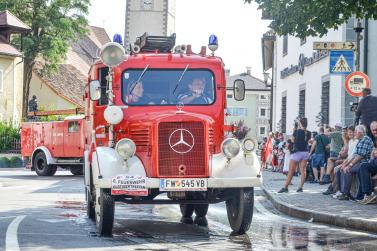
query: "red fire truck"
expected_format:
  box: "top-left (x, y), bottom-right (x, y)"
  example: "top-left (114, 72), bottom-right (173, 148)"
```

top-left (21, 114), bottom-right (85, 176)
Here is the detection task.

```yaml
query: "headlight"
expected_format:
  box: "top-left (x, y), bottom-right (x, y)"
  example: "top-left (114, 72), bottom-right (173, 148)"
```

top-left (116, 138), bottom-right (136, 160)
top-left (100, 42), bottom-right (126, 67)
top-left (104, 106), bottom-right (123, 125)
top-left (221, 138), bottom-right (240, 159)
top-left (242, 138), bottom-right (256, 152)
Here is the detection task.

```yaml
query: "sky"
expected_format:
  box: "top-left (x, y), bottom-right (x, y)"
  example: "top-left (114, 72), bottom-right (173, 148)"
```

top-left (88, 0), bottom-right (270, 78)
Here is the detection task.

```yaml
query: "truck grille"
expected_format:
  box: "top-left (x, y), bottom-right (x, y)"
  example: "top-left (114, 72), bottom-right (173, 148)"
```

top-left (158, 122), bottom-right (206, 177)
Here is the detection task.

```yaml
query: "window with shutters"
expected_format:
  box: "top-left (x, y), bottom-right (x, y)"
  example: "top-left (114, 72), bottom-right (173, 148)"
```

top-left (299, 89), bottom-right (306, 118)
top-left (321, 81), bottom-right (330, 124)
top-left (283, 35), bottom-right (288, 56)
top-left (281, 95), bottom-right (287, 133)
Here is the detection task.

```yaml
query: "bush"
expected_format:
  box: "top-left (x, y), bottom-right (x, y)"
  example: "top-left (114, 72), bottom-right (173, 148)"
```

top-left (0, 122), bottom-right (20, 152)
top-left (0, 157), bottom-right (10, 168)
top-left (9, 156), bottom-right (23, 167)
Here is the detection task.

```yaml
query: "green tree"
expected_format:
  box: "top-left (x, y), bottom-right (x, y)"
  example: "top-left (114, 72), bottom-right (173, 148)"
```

top-left (245, 0), bottom-right (377, 37)
top-left (0, 0), bottom-right (89, 118)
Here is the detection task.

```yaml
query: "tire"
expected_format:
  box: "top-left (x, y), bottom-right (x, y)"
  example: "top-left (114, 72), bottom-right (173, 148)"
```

top-left (33, 152), bottom-right (57, 176)
top-left (226, 188), bottom-right (254, 234)
top-left (180, 204), bottom-right (195, 217)
top-left (194, 204), bottom-right (209, 217)
top-left (86, 187), bottom-right (95, 220)
top-left (95, 189), bottom-right (115, 236)
top-left (70, 166), bottom-right (83, 176)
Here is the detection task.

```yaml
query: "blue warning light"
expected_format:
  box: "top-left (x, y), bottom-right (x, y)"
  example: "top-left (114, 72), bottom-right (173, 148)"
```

top-left (113, 34), bottom-right (123, 45)
top-left (209, 34), bottom-right (218, 46)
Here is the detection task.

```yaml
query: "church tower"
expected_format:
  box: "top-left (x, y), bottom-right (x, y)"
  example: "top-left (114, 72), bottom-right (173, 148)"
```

top-left (124, 0), bottom-right (176, 50)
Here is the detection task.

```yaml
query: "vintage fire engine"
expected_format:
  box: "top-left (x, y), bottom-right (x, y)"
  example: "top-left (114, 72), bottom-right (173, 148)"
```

top-left (21, 114), bottom-right (85, 176)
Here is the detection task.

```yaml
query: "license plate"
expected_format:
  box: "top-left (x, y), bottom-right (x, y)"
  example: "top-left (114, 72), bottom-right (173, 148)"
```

top-left (159, 178), bottom-right (207, 191)
top-left (111, 175), bottom-right (148, 196)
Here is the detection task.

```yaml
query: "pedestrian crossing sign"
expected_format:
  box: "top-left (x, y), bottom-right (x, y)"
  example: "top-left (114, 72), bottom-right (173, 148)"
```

top-left (329, 50), bottom-right (354, 74)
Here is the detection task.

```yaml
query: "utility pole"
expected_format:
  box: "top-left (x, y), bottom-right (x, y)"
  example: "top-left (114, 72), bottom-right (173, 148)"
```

top-left (354, 19), bottom-right (364, 72)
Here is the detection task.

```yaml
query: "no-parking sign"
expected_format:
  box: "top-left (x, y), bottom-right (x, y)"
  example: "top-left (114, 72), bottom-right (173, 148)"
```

top-left (345, 71), bottom-right (370, 97)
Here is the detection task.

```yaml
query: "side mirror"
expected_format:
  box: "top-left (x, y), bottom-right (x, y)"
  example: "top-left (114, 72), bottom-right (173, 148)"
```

top-left (89, 80), bottom-right (101, 101)
top-left (233, 79), bottom-right (245, 101)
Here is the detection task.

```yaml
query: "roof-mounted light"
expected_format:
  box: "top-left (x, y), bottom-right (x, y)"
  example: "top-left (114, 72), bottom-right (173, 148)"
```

top-left (100, 42), bottom-right (126, 67)
top-left (113, 33), bottom-right (123, 45)
top-left (208, 34), bottom-right (218, 55)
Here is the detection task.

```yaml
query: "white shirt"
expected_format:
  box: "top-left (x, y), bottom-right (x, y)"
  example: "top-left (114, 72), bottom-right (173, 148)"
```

top-left (347, 139), bottom-right (359, 160)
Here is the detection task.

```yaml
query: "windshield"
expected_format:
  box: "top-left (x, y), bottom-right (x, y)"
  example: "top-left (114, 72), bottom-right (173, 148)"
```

top-left (122, 69), bottom-right (215, 106)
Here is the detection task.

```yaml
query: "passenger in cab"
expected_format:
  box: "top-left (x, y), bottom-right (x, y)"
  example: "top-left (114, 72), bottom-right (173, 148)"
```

top-left (177, 77), bottom-right (213, 104)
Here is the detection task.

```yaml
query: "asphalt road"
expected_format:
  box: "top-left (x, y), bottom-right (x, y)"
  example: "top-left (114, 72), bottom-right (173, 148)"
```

top-left (1, 169), bottom-right (377, 251)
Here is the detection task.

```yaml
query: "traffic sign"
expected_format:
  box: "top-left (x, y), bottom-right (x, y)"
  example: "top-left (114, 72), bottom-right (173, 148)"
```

top-left (345, 71), bottom-right (370, 97)
top-left (329, 50), bottom-right (354, 75)
top-left (313, 41), bottom-right (356, 50)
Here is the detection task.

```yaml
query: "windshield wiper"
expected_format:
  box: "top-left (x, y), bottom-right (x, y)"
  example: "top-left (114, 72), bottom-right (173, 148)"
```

top-left (129, 64), bottom-right (150, 94)
top-left (172, 64), bottom-right (189, 94)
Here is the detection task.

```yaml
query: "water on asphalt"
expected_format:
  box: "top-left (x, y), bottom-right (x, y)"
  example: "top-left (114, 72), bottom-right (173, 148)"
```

top-left (1, 170), bottom-right (377, 250)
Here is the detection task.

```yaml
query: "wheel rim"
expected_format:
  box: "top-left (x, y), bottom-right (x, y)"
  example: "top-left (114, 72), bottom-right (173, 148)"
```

top-left (37, 158), bottom-right (46, 171)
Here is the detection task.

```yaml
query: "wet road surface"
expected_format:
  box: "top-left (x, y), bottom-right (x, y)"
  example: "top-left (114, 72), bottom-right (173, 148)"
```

top-left (1, 169), bottom-right (377, 250)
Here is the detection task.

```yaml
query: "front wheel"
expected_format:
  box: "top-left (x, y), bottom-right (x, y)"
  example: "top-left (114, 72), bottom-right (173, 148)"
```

top-left (95, 189), bottom-right (115, 236)
top-left (86, 187), bottom-right (95, 220)
top-left (226, 188), bottom-right (254, 234)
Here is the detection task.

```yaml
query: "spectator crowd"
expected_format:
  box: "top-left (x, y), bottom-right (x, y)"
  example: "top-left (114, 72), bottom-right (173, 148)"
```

top-left (259, 88), bottom-right (377, 205)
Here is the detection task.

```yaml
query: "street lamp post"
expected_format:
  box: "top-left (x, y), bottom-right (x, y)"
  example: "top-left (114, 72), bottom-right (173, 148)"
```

top-left (263, 72), bottom-right (273, 132)
top-left (354, 19), bottom-right (364, 72)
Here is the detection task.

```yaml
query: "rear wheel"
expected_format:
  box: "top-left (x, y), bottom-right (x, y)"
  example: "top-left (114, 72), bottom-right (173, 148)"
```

top-left (95, 189), bottom-right (115, 236)
top-left (70, 166), bottom-right (83, 176)
top-left (194, 204), bottom-right (209, 217)
top-left (180, 204), bottom-right (195, 224)
top-left (226, 188), bottom-right (254, 234)
top-left (34, 152), bottom-right (57, 176)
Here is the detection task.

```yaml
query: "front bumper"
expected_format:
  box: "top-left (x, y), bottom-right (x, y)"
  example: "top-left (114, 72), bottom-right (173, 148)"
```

top-left (97, 176), bottom-right (262, 189)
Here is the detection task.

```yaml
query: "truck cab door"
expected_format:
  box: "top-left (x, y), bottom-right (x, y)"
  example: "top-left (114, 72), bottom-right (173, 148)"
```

top-left (64, 120), bottom-right (82, 157)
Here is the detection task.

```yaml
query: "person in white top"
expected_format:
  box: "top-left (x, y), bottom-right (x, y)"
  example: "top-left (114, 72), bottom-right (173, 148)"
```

top-left (323, 125), bottom-right (358, 195)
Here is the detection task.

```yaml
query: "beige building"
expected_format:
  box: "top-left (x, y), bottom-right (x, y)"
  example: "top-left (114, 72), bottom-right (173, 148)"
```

top-left (124, 0), bottom-right (176, 49)
top-left (29, 26), bottom-right (110, 111)
top-left (0, 10), bottom-right (30, 125)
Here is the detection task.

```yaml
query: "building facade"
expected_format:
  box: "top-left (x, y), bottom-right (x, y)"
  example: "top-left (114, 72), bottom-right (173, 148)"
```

top-left (0, 11), bottom-right (30, 125)
top-left (124, 0), bottom-right (176, 49)
top-left (226, 68), bottom-right (271, 142)
top-left (262, 18), bottom-right (376, 134)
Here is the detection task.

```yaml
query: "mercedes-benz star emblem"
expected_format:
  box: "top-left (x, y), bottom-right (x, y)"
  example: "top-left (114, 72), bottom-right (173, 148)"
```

top-left (169, 129), bottom-right (195, 154)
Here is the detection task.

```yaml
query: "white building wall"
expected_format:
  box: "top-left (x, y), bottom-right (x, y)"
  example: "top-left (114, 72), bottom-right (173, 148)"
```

top-left (274, 28), bottom-right (346, 133)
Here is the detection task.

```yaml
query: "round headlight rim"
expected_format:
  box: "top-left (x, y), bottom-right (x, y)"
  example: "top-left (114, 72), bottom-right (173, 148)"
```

top-left (100, 42), bottom-right (126, 67)
top-left (221, 138), bottom-right (241, 159)
top-left (115, 138), bottom-right (136, 160)
top-left (242, 137), bottom-right (257, 152)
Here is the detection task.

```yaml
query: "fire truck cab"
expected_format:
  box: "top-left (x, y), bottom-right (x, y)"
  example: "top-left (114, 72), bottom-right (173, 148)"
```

top-left (85, 34), bottom-right (262, 236)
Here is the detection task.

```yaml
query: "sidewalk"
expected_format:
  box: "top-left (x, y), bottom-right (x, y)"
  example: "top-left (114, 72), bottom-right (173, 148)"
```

top-left (262, 170), bottom-right (377, 233)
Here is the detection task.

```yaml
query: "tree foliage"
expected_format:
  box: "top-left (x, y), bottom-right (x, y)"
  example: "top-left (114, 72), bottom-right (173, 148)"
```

top-left (0, 0), bottom-right (90, 117)
top-left (245, 0), bottom-right (377, 37)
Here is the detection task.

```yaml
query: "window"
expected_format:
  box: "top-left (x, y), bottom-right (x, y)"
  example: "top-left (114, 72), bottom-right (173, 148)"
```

top-left (283, 35), bottom-right (288, 56)
top-left (259, 94), bottom-right (267, 100)
top-left (259, 108), bottom-right (267, 117)
top-left (300, 37), bottom-right (307, 45)
top-left (227, 94), bottom-right (233, 99)
top-left (68, 121), bottom-right (80, 133)
top-left (281, 95), bottom-right (287, 133)
top-left (259, 126), bottom-right (266, 136)
top-left (122, 69), bottom-right (215, 106)
top-left (299, 89), bottom-right (306, 118)
top-left (321, 81), bottom-right (330, 124)
top-left (226, 107), bottom-right (248, 117)
top-left (0, 69), bottom-right (3, 92)
top-left (98, 67), bottom-right (109, 106)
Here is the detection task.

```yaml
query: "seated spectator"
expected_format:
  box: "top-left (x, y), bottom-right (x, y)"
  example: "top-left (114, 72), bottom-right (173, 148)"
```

top-left (309, 127), bottom-right (330, 183)
top-left (323, 125), bottom-right (356, 195)
top-left (323, 123), bottom-right (344, 184)
top-left (337, 125), bottom-right (374, 200)
top-left (358, 121), bottom-right (377, 204)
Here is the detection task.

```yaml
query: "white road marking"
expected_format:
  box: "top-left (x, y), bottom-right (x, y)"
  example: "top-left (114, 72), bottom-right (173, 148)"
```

top-left (5, 215), bottom-right (26, 251)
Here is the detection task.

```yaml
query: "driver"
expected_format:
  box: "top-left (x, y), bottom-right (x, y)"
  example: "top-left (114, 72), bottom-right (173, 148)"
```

top-left (177, 77), bottom-right (213, 104)
top-left (127, 81), bottom-right (153, 105)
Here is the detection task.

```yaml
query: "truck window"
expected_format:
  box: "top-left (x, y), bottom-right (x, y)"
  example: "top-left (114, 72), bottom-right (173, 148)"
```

top-left (122, 69), bottom-right (215, 106)
top-left (98, 67), bottom-right (109, 105)
top-left (68, 121), bottom-right (79, 133)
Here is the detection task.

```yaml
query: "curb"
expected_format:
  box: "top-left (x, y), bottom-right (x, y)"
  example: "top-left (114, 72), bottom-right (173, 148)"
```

top-left (262, 185), bottom-right (377, 234)
top-left (0, 167), bottom-right (26, 171)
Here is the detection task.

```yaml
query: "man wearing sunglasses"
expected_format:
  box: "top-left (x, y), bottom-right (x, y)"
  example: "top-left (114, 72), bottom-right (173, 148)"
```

top-left (358, 121), bottom-right (377, 204)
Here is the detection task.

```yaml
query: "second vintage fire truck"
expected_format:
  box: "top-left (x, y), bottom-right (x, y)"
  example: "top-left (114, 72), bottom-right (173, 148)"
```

top-left (84, 34), bottom-right (262, 236)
